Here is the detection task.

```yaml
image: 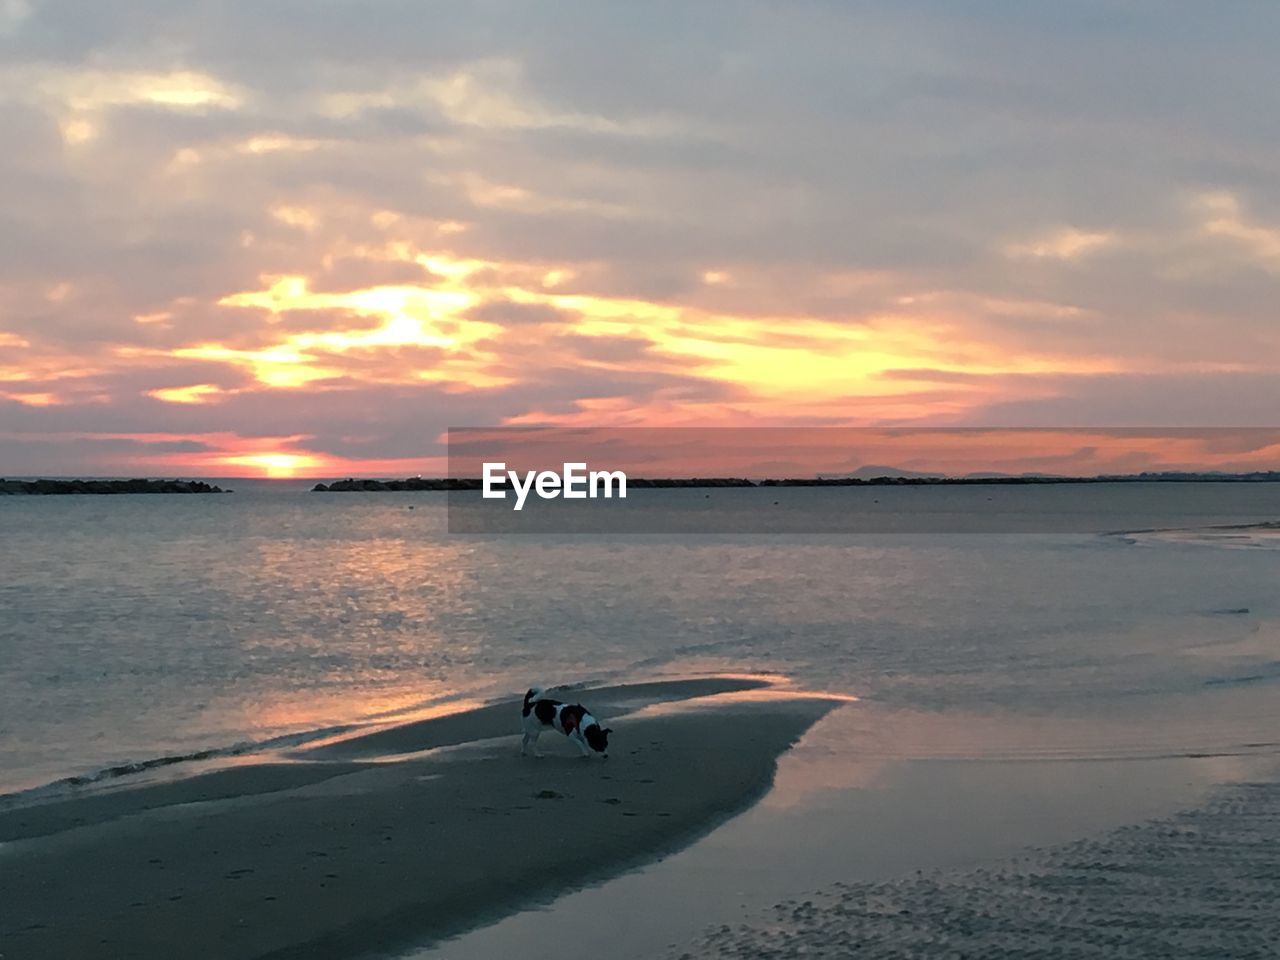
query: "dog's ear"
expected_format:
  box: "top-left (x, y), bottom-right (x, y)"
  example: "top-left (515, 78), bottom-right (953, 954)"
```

top-left (603, 728), bottom-right (613, 735)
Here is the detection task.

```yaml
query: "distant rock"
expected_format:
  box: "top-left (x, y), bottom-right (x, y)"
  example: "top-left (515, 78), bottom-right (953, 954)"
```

top-left (313, 478), bottom-right (486, 492)
top-left (625, 477), bottom-right (754, 488)
top-left (0, 478), bottom-right (228, 495)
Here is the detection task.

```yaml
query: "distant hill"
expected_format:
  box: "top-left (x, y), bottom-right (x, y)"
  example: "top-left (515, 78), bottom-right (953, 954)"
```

top-left (818, 465), bottom-right (940, 480)
top-left (820, 466), bottom-right (1075, 481)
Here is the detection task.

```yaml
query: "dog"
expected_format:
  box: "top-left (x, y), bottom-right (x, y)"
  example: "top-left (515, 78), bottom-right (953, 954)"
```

top-left (521, 686), bottom-right (611, 758)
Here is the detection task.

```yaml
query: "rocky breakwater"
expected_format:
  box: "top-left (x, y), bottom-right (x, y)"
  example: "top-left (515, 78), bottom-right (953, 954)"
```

top-left (313, 478), bottom-right (485, 491)
top-left (0, 478), bottom-right (228, 495)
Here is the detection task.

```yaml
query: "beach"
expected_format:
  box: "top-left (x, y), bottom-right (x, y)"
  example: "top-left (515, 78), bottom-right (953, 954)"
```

top-left (8, 676), bottom-right (1280, 960)
top-left (676, 777), bottom-right (1280, 958)
top-left (0, 679), bottom-right (840, 959)
top-left (415, 698), bottom-right (1280, 960)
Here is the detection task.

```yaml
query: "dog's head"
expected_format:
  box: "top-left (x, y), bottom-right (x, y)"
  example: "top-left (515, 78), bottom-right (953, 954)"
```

top-left (583, 723), bottom-right (612, 755)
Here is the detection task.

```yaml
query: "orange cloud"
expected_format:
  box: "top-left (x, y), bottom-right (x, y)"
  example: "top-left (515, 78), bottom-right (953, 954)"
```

top-left (147, 384), bottom-right (229, 405)
top-left (1006, 227), bottom-right (1117, 260)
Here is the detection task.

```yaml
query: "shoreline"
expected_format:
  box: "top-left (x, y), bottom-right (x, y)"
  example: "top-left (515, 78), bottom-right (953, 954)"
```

top-left (314, 473), bottom-right (1280, 492)
top-left (0, 678), bottom-right (842, 960)
top-left (0, 677), bottom-right (778, 805)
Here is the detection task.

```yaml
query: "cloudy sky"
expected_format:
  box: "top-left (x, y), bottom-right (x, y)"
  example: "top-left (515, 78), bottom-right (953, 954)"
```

top-left (2, 1), bottom-right (1279, 476)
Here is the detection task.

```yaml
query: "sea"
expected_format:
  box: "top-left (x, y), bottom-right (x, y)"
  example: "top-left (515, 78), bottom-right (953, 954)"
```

top-left (3, 480), bottom-right (1280, 800)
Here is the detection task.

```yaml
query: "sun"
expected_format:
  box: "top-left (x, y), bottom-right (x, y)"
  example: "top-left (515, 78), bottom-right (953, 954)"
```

top-left (224, 452), bottom-right (321, 478)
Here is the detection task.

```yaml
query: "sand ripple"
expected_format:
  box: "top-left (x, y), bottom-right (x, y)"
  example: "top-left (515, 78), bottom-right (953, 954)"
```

top-left (675, 780), bottom-right (1280, 959)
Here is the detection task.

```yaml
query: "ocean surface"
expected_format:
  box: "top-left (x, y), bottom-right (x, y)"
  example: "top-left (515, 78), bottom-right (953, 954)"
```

top-left (3, 480), bottom-right (1280, 798)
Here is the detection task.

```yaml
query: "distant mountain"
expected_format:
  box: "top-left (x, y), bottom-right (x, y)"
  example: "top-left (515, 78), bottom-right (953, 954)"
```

top-left (960, 471), bottom-right (1068, 480)
top-left (819, 465), bottom-right (941, 480)
top-left (818, 465), bottom-right (1072, 480)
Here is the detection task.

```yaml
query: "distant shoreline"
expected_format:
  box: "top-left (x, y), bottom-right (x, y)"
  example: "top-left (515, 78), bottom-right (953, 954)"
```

top-left (4, 473), bottom-right (1278, 496)
top-left (0, 479), bottom-right (229, 495)
top-left (313, 471), bottom-right (1280, 492)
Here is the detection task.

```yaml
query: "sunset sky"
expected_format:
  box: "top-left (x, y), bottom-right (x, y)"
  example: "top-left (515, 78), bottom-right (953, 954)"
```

top-left (2, 2), bottom-right (1279, 477)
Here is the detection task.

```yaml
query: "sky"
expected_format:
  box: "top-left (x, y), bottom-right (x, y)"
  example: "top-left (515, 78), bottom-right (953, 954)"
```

top-left (2, 1), bottom-right (1279, 477)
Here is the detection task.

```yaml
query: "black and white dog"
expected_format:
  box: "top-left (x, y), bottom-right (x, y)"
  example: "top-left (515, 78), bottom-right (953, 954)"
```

top-left (521, 686), bottom-right (611, 758)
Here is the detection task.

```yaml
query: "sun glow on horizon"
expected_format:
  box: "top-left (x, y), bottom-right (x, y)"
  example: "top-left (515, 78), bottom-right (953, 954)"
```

top-left (220, 452), bottom-right (326, 478)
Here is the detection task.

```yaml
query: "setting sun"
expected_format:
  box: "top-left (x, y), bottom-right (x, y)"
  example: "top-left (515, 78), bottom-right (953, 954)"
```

top-left (221, 452), bottom-right (324, 478)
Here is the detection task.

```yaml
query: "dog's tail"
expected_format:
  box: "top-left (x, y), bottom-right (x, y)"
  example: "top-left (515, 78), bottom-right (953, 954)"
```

top-left (522, 685), bottom-right (546, 717)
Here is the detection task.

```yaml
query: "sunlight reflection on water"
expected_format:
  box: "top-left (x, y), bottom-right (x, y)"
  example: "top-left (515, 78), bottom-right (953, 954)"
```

top-left (3, 483), bottom-right (1280, 793)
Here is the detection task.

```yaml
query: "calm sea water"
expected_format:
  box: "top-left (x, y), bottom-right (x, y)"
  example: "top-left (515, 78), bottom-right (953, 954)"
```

top-left (3, 481), bottom-right (1280, 795)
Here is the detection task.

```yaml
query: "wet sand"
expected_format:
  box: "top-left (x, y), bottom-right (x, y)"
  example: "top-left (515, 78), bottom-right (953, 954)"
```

top-left (0, 678), bottom-right (838, 960)
top-left (679, 778), bottom-right (1280, 958)
top-left (416, 702), bottom-right (1280, 960)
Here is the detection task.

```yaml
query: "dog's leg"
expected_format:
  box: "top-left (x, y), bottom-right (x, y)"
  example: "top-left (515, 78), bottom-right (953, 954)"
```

top-left (572, 732), bottom-right (591, 758)
top-left (521, 712), bottom-right (545, 758)
top-left (521, 729), bottom-right (544, 758)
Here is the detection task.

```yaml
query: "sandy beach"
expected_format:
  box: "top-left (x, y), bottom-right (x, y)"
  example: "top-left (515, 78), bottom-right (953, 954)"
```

top-left (0, 678), bottom-right (840, 960)
top-left (413, 696), bottom-right (1280, 960)
top-left (675, 777), bottom-right (1280, 959)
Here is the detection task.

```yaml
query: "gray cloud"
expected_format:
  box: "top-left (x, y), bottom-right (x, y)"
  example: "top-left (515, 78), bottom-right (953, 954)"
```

top-left (1, 1), bottom-right (1278, 470)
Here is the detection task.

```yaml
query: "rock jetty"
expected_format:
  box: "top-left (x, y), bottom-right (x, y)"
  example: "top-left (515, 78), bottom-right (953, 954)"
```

top-left (0, 478), bottom-right (228, 495)
top-left (314, 478), bottom-right (485, 491)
